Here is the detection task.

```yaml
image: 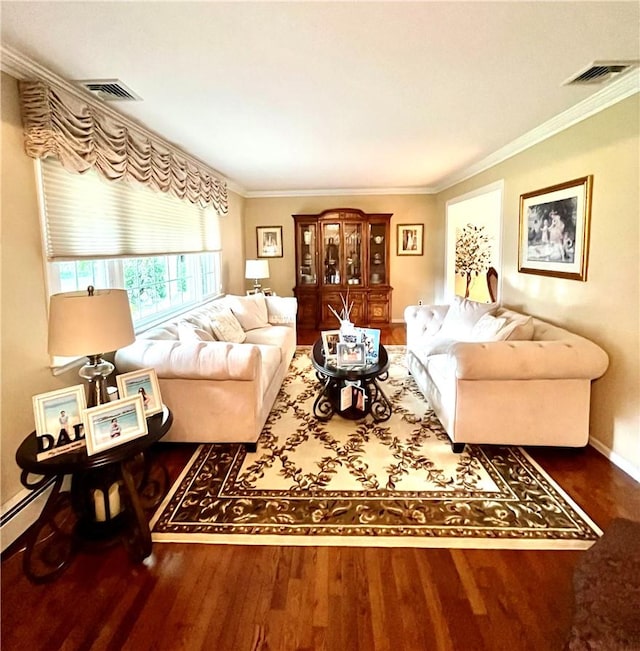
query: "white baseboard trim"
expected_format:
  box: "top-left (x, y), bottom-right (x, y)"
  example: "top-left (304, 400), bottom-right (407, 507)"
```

top-left (0, 477), bottom-right (70, 553)
top-left (589, 438), bottom-right (640, 484)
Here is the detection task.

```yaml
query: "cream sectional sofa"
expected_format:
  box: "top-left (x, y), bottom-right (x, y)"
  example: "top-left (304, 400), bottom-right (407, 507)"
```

top-left (115, 293), bottom-right (297, 449)
top-left (404, 298), bottom-right (609, 452)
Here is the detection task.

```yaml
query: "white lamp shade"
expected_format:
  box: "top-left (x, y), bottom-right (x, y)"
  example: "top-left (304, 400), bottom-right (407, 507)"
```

top-left (245, 259), bottom-right (270, 280)
top-left (48, 288), bottom-right (135, 356)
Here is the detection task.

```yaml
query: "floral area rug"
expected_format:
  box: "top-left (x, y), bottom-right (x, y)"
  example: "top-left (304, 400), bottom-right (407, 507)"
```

top-left (151, 346), bottom-right (601, 549)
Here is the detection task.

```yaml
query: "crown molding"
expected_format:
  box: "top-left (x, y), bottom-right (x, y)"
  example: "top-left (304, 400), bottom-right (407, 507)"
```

top-left (0, 45), bottom-right (229, 186)
top-left (433, 69), bottom-right (640, 193)
top-left (244, 186), bottom-right (435, 199)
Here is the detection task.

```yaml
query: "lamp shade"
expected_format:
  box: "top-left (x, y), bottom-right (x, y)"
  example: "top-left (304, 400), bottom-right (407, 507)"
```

top-left (48, 288), bottom-right (135, 357)
top-left (245, 259), bottom-right (270, 280)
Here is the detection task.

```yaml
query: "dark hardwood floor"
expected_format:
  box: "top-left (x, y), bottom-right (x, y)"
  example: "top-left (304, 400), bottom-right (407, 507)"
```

top-left (2, 325), bottom-right (639, 650)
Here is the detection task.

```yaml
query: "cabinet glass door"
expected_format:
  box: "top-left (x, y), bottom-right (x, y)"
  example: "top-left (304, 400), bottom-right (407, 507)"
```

top-left (322, 223), bottom-right (341, 285)
top-left (344, 222), bottom-right (363, 287)
top-left (297, 223), bottom-right (317, 286)
top-left (369, 223), bottom-right (387, 285)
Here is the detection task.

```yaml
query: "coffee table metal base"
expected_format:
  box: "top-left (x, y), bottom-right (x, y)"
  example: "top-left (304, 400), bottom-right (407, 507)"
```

top-left (312, 371), bottom-right (393, 423)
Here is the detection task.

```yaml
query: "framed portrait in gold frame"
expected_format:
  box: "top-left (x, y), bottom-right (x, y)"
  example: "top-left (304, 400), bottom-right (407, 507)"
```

top-left (518, 176), bottom-right (593, 281)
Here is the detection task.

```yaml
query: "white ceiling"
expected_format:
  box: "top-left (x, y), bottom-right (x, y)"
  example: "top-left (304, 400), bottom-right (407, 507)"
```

top-left (1, 1), bottom-right (639, 194)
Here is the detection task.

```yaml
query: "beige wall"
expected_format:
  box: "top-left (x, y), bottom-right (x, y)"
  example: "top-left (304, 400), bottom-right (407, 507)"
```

top-left (1, 72), bottom-right (77, 503)
top-left (244, 194), bottom-right (438, 320)
top-left (436, 95), bottom-right (640, 477)
top-left (220, 189), bottom-right (246, 296)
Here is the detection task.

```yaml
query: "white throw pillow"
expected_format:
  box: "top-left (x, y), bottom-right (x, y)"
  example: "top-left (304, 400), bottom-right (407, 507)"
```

top-left (497, 315), bottom-right (534, 341)
top-left (210, 308), bottom-right (246, 343)
top-left (226, 294), bottom-right (269, 331)
top-left (438, 297), bottom-right (498, 340)
top-left (470, 314), bottom-right (508, 342)
top-left (178, 321), bottom-right (216, 342)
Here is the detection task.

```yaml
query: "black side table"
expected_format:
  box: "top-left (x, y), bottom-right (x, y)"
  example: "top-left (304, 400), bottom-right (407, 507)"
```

top-left (15, 405), bottom-right (173, 583)
top-left (310, 340), bottom-right (392, 422)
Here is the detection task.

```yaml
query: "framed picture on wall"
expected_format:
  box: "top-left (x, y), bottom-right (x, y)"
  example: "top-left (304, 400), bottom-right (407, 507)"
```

top-left (256, 226), bottom-right (283, 258)
top-left (397, 224), bottom-right (424, 256)
top-left (518, 176), bottom-right (593, 281)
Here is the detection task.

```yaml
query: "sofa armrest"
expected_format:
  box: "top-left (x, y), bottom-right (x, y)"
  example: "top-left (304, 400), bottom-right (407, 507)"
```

top-left (450, 339), bottom-right (609, 381)
top-left (265, 296), bottom-right (298, 327)
top-left (404, 304), bottom-right (449, 344)
top-left (115, 340), bottom-right (261, 381)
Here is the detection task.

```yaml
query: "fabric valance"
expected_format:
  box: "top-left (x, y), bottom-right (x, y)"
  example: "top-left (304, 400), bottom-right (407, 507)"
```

top-left (19, 80), bottom-right (228, 214)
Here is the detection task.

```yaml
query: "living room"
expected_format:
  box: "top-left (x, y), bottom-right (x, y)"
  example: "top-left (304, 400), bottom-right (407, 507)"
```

top-left (1, 2), bottom-right (639, 649)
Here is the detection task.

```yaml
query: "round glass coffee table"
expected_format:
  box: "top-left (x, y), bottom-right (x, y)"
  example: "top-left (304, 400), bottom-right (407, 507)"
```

top-left (310, 339), bottom-right (392, 422)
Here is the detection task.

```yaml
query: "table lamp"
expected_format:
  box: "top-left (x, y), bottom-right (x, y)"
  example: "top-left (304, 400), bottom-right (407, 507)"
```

top-left (245, 259), bottom-right (270, 292)
top-left (48, 286), bottom-right (135, 407)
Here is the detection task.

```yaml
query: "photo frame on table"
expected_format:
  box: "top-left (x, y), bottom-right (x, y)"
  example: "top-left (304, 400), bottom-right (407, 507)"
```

top-left (359, 327), bottom-right (381, 363)
top-left (518, 175), bottom-right (593, 281)
top-left (116, 367), bottom-right (163, 416)
top-left (336, 342), bottom-right (366, 368)
top-left (83, 395), bottom-right (148, 456)
top-left (321, 330), bottom-right (341, 360)
top-left (256, 226), bottom-right (283, 258)
top-left (33, 384), bottom-right (87, 460)
top-left (397, 224), bottom-right (424, 256)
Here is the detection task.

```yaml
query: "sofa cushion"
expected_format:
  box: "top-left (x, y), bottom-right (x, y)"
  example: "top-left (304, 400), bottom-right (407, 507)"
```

top-left (177, 321), bottom-right (216, 342)
top-left (438, 297), bottom-right (497, 340)
top-left (209, 308), bottom-right (246, 343)
top-left (471, 314), bottom-right (508, 341)
top-left (226, 294), bottom-right (269, 331)
top-left (497, 314), bottom-right (535, 341)
top-left (139, 324), bottom-right (179, 340)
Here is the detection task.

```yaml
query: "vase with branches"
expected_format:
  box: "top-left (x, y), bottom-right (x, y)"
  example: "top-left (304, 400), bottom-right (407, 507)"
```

top-left (455, 224), bottom-right (492, 298)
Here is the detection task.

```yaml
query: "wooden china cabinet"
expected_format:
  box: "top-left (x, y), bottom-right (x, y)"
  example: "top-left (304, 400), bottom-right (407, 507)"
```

top-left (293, 208), bottom-right (392, 329)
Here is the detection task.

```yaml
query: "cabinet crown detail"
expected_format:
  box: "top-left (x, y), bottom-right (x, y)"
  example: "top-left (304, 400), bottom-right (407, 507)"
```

top-left (292, 208), bottom-right (393, 329)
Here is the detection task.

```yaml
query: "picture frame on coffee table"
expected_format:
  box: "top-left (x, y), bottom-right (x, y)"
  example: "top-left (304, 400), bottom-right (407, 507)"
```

top-left (336, 343), bottom-right (366, 368)
top-left (518, 175), bottom-right (593, 281)
top-left (116, 367), bottom-right (163, 417)
top-left (83, 395), bottom-right (147, 456)
top-left (321, 330), bottom-right (341, 360)
top-left (32, 384), bottom-right (87, 460)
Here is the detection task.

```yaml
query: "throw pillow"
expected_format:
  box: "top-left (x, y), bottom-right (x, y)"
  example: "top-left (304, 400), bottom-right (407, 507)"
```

top-left (226, 294), bottom-right (269, 331)
top-left (497, 315), bottom-right (535, 341)
top-left (470, 313), bottom-right (508, 342)
top-left (210, 308), bottom-right (246, 343)
top-left (177, 321), bottom-right (216, 343)
top-left (438, 297), bottom-right (498, 340)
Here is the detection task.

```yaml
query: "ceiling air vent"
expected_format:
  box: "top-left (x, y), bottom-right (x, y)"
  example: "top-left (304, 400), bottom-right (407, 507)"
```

top-left (564, 61), bottom-right (638, 86)
top-left (76, 79), bottom-right (142, 101)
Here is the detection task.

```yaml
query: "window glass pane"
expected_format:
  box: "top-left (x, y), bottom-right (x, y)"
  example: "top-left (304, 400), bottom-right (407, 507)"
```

top-left (49, 252), bottom-right (221, 335)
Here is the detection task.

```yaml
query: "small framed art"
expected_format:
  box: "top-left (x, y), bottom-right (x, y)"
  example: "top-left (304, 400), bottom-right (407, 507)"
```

top-left (397, 224), bottom-right (424, 256)
top-left (321, 330), bottom-right (341, 359)
top-left (83, 395), bottom-right (148, 456)
top-left (256, 226), bottom-right (283, 258)
top-left (336, 343), bottom-right (366, 368)
top-left (33, 385), bottom-right (87, 460)
top-left (116, 367), bottom-right (163, 416)
top-left (518, 176), bottom-right (593, 281)
top-left (359, 327), bottom-right (380, 363)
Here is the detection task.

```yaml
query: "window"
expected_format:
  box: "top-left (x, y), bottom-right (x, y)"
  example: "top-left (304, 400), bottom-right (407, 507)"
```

top-left (38, 158), bottom-right (223, 344)
top-left (50, 253), bottom-right (221, 331)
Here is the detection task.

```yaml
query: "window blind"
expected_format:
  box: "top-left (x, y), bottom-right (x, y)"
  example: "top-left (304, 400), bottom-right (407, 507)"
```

top-left (39, 158), bottom-right (221, 261)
